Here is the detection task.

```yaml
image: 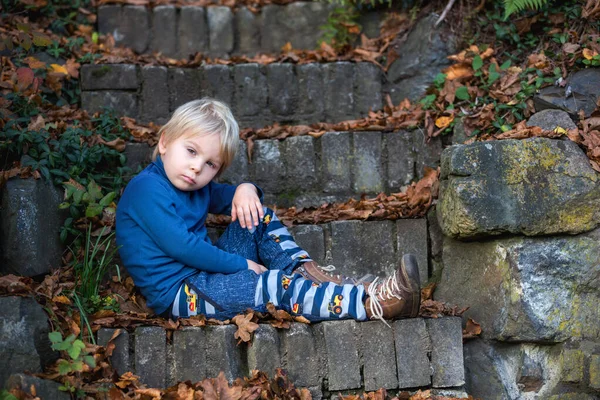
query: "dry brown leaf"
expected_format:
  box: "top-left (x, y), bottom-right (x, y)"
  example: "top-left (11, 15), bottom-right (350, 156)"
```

top-left (232, 312), bottom-right (259, 343)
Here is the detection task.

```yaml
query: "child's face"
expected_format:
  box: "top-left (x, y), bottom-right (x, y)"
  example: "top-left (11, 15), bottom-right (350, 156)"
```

top-left (158, 132), bottom-right (222, 191)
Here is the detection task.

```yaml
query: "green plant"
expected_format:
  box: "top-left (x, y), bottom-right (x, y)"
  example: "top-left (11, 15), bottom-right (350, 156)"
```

top-left (69, 225), bottom-right (120, 312)
top-left (319, 5), bottom-right (361, 50)
top-left (49, 331), bottom-right (96, 374)
top-left (503, 0), bottom-right (551, 19)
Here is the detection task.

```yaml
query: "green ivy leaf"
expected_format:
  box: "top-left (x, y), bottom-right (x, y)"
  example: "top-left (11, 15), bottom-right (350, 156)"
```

top-left (87, 181), bottom-right (103, 201)
top-left (86, 203), bottom-right (103, 218)
top-left (472, 55), bottom-right (483, 71)
top-left (48, 331), bottom-right (63, 344)
top-left (500, 60), bottom-right (511, 70)
top-left (57, 360), bottom-right (72, 375)
top-left (32, 32), bottom-right (52, 47)
top-left (83, 355), bottom-right (96, 368)
top-left (455, 86), bottom-right (470, 101)
top-left (99, 192), bottom-right (116, 207)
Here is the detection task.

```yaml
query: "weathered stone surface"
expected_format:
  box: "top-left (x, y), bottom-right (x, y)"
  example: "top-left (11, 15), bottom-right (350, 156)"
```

top-left (330, 220), bottom-right (396, 279)
top-left (247, 325), bottom-right (280, 376)
top-left (5, 374), bottom-right (69, 400)
top-left (140, 65), bottom-right (169, 124)
top-left (81, 64), bottom-right (138, 90)
top-left (283, 136), bottom-right (317, 191)
top-left (463, 340), bottom-right (563, 400)
top-left (526, 109), bottom-right (577, 131)
top-left (321, 321), bottom-right (361, 390)
top-left (534, 68), bottom-right (600, 117)
top-left (282, 323), bottom-right (321, 387)
top-left (590, 354), bottom-right (600, 389)
top-left (98, 5), bottom-right (121, 41)
top-left (81, 91), bottom-right (138, 118)
top-left (414, 134), bottom-right (442, 179)
top-left (168, 68), bottom-right (201, 111)
top-left (151, 6), bottom-right (177, 57)
top-left (354, 62), bottom-right (382, 115)
top-left (98, 328), bottom-right (131, 376)
top-left (517, 352), bottom-right (544, 393)
top-left (437, 229), bottom-right (600, 342)
top-left (386, 14), bottom-right (456, 103)
top-left (427, 318), bottom-right (464, 388)
top-left (0, 297), bottom-right (56, 386)
top-left (233, 64), bottom-right (267, 117)
top-left (352, 132), bottom-right (383, 193)
top-left (321, 132), bottom-right (351, 193)
top-left (394, 318), bottom-right (431, 388)
top-left (261, 3), bottom-right (327, 52)
top-left (135, 327), bottom-right (166, 388)
top-left (201, 65), bottom-right (233, 106)
top-left (290, 225), bottom-right (325, 266)
top-left (124, 142), bottom-right (153, 176)
top-left (357, 11), bottom-right (384, 39)
top-left (561, 349), bottom-right (584, 383)
top-left (251, 139), bottom-right (285, 193)
top-left (0, 178), bottom-right (65, 276)
top-left (386, 131), bottom-right (415, 189)
top-left (297, 63), bottom-right (325, 120)
top-left (361, 321), bottom-right (398, 391)
top-left (171, 328), bottom-right (206, 385)
top-left (285, 2), bottom-right (329, 49)
top-left (259, 5), bottom-right (285, 52)
top-left (438, 138), bottom-right (600, 239)
top-left (234, 7), bottom-right (260, 55)
top-left (178, 6), bottom-right (208, 58)
top-left (267, 63), bottom-right (298, 116)
top-left (208, 6), bottom-right (234, 55)
top-left (548, 394), bottom-right (597, 400)
top-left (121, 6), bottom-right (150, 53)
top-left (218, 140), bottom-right (249, 185)
top-left (396, 218), bottom-right (429, 285)
top-left (324, 63), bottom-right (354, 121)
top-left (205, 325), bottom-right (246, 382)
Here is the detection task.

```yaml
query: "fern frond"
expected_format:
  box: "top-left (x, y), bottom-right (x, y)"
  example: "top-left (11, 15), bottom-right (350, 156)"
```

top-left (503, 0), bottom-right (550, 19)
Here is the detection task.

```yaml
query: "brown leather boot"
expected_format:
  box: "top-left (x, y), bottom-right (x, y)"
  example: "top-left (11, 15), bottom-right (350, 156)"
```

top-left (294, 261), bottom-right (375, 286)
top-left (365, 254), bottom-right (421, 322)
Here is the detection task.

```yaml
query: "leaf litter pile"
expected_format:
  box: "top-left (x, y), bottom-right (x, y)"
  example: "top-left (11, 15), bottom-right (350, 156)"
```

top-left (3, 0), bottom-right (600, 398)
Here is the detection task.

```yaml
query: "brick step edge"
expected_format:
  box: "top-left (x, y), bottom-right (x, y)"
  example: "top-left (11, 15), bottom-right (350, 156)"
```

top-left (98, 318), bottom-right (465, 394)
top-left (98, 4), bottom-right (383, 59)
top-left (123, 130), bottom-right (442, 210)
top-left (80, 62), bottom-right (386, 127)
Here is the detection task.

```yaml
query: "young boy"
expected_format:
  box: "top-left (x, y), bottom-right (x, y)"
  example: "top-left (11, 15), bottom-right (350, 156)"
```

top-left (116, 98), bottom-right (421, 323)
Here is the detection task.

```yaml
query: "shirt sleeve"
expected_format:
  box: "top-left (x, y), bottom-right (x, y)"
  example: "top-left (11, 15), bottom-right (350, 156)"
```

top-left (125, 177), bottom-right (247, 274)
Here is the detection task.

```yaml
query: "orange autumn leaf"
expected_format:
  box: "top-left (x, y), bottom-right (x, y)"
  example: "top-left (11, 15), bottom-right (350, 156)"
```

top-left (583, 48), bottom-right (598, 60)
top-left (49, 63), bottom-right (69, 76)
top-left (24, 56), bottom-right (46, 69)
top-left (443, 63), bottom-right (473, 80)
top-left (435, 115), bottom-right (454, 129)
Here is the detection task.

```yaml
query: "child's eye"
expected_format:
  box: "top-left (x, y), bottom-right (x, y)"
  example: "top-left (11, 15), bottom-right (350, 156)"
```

top-left (187, 148), bottom-right (196, 155)
top-left (207, 161), bottom-right (217, 169)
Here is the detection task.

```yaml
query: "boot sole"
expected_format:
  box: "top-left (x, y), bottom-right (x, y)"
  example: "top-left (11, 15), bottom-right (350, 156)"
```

top-left (401, 254), bottom-right (421, 318)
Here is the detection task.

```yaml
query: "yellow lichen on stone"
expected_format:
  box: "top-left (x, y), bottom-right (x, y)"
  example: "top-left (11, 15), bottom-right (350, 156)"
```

top-left (560, 349), bottom-right (585, 383)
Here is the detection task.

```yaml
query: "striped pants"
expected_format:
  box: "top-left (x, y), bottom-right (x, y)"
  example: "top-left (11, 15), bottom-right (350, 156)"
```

top-left (169, 207), bottom-right (367, 321)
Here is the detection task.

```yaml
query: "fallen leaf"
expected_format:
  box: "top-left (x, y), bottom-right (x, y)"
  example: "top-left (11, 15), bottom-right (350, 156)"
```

top-left (232, 312), bottom-right (259, 343)
top-left (435, 115), bottom-right (454, 129)
top-left (49, 63), bottom-right (69, 76)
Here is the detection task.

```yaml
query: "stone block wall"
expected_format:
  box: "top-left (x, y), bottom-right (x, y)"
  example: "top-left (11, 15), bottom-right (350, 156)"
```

top-left (123, 130), bottom-right (442, 209)
top-left (80, 62), bottom-right (384, 127)
top-left (97, 3), bottom-right (338, 59)
top-left (97, 318), bottom-right (465, 394)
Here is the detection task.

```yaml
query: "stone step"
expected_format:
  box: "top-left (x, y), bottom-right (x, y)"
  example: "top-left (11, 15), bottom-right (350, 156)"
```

top-left (124, 130), bottom-right (442, 209)
top-left (97, 4), bottom-right (383, 59)
top-left (80, 62), bottom-right (387, 127)
top-left (208, 216), bottom-right (432, 286)
top-left (97, 318), bottom-right (465, 394)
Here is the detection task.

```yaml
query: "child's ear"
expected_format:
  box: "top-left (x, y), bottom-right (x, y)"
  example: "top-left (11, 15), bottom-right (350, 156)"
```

top-left (158, 133), bottom-right (167, 155)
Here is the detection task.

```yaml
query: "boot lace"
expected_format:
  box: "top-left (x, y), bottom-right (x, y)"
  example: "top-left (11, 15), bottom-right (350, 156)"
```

top-left (366, 271), bottom-right (410, 327)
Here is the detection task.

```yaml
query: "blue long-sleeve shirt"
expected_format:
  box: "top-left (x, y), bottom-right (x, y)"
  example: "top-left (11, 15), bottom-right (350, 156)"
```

top-left (116, 156), bottom-right (261, 315)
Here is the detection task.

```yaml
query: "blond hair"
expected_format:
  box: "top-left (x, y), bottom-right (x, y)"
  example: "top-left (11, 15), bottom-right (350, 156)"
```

top-left (152, 98), bottom-right (239, 174)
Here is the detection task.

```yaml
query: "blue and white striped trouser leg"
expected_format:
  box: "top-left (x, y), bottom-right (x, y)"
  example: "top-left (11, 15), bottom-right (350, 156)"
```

top-left (170, 282), bottom-right (216, 318)
top-left (255, 270), bottom-right (368, 321)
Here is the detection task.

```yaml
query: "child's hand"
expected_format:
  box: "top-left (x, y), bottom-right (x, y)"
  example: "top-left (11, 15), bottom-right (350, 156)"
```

top-left (247, 259), bottom-right (267, 274)
top-left (232, 183), bottom-right (264, 229)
